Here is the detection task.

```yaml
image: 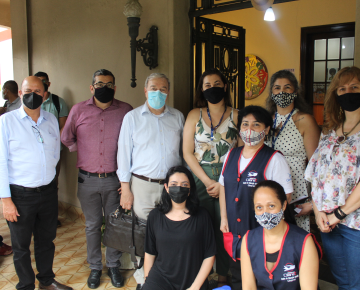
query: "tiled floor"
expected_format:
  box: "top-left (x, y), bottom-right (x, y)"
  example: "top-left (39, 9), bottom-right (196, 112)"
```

top-left (0, 216), bottom-right (137, 290)
top-left (0, 206), bottom-right (338, 290)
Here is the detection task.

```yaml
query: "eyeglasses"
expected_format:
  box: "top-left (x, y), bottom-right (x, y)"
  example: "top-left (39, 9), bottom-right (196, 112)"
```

top-left (32, 126), bottom-right (44, 143)
top-left (93, 82), bottom-right (115, 89)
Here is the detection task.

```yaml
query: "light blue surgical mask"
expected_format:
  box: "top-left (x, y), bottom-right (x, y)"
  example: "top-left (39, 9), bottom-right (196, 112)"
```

top-left (147, 90), bottom-right (167, 110)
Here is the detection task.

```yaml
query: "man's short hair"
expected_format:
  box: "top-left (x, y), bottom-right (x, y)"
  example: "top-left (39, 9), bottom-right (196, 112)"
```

top-left (144, 73), bottom-right (170, 90)
top-left (34, 71), bottom-right (49, 81)
top-left (92, 69), bottom-right (115, 85)
top-left (3, 80), bottom-right (18, 95)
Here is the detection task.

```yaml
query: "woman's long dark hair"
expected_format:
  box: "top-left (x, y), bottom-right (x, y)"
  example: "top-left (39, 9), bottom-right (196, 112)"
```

top-left (157, 166), bottom-right (199, 215)
top-left (252, 180), bottom-right (296, 225)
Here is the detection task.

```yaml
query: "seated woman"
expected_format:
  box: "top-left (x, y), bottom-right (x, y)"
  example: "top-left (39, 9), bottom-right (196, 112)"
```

top-left (241, 180), bottom-right (321, 290)
top-left (142, 166), bottom-right (216, 290)
top-left (219, 105), bottom-right (294, 289)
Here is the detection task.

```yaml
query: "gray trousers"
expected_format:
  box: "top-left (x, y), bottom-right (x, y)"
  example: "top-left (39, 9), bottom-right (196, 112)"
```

top-left (77, 171), bottom-right (122, 270)
top-left (131, 175), bottom-right (164, 284)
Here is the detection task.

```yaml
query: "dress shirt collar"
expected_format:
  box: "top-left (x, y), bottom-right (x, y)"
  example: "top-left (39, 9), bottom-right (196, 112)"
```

top-left (42, 93), bottom-right (52, 104)
top-left (85, 96), bottom-right (120, 108)
top-left (19, 105), bottom-right (46, 124)
top-left (9, 97), bottom-right (21, 105)
top-left (140, 101), bottom-right (173, 117)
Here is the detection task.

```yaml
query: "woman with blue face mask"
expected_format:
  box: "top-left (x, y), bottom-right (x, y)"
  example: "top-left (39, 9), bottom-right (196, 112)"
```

top-left (183, 68), bottom-right (239, 287)
top-left (305, 66), bottom-right (360, 289)
top-left (218, 105), bottom-right (294, 289)
top-left (241, 180), bottom-right (321, 290)
top-left (142, 166), bottom-right (216, 290)
top-left (265, 70), bottom-right (320, 233)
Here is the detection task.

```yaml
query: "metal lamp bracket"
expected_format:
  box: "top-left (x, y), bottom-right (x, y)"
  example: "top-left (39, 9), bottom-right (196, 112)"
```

top-left (136, 26), bottom-right (158, 70)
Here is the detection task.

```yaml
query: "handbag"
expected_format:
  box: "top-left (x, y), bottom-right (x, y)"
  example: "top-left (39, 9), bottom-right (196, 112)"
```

top-left (103, 206), bottom-right (147, 269)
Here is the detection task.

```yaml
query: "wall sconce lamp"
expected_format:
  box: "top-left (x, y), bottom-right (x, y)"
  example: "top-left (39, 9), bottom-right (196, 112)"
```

top-left (123, 0), bottom-right (158, 88)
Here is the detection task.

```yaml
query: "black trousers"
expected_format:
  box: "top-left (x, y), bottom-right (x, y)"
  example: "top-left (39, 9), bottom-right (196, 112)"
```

top-left (229, 257), bottom-right (242, 289)
top-left (8, 181), bottom-right (58, 290)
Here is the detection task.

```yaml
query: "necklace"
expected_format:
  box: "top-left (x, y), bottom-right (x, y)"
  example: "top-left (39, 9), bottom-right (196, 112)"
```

top-left (337, 119), bottom-right (360, 144)
top-left (207, 105), bottom-right (227, 141)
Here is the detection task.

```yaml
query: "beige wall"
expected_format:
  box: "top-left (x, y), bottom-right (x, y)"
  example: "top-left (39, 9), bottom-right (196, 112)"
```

top-left (11, 0), bottom-right (190, 207)
top-left (205, 0), bottom-right (357, 107)
top-left (0, 0), bottom-right (11, 27)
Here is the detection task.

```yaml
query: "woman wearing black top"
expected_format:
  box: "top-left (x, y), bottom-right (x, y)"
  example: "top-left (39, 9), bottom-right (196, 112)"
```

top-left (142, 166), bottom-right (216, 290)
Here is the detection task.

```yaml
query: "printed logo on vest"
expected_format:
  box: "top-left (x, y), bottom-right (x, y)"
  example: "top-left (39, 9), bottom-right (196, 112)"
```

top-left (244, 171), bottom-right (258, 187)
top-left (281, 263), bottom-right (298, 283)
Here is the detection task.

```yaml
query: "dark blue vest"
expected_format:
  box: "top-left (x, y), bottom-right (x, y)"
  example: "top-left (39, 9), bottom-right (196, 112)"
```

top-left (247, 223), bottom-right (322, 290)
top-left (222, 145), bottom-right (277, 260)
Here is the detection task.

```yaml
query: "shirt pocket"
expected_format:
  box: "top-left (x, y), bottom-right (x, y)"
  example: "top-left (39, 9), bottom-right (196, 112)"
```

top-left (168, 129), bottom-right (181, 153)
top-left (42, 130), bottom-right (58, 153)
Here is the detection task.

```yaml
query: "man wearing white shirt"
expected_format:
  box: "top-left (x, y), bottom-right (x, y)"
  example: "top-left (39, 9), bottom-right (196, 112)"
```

top-left (0, 76), bottom-right (72, 290)
top-left (117, 73), bottom-right (184, 289)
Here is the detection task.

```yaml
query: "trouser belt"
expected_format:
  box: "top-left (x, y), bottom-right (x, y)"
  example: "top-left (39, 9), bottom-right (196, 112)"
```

top-left (10, 180), bottom-right (55, 192)
top-left (132, 173), bottom-right (165, 185)
top-left (79, 169), bottom-right (117, 178)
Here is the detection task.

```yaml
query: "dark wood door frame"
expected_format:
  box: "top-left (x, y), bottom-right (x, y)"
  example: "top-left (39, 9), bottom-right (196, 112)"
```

top-left (300, 22), bottom-right (355, 106)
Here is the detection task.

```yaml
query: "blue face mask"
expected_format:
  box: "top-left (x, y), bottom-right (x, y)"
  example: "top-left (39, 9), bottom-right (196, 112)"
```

top-left (147, 90), bottom-right (167, 110)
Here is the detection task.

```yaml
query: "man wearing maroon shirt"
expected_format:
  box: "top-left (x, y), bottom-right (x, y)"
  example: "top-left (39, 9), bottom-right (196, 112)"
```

top-left (61, 69), bottom-right (133, 289)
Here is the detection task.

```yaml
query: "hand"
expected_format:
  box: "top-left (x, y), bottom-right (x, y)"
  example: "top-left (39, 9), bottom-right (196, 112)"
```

top-left (2, 198), bottom-right (20, 222)
top-left (220, 218), bottom-right (229, 233)
top-left (0, 107), bottom-right (6, 115)
top-left (315, 211), bottom-right (330, 233)
top-left (295, 202), bottom-right (313, 217)
top-left (327, 213), bottom-right (341, 229)
top-left (206, 182), bottom-right (220, 198)
top-left (205, 180), bottom-right (220, 198)
top-left (117, 185), bottom-right (122, 194)
top-left (120, 187), bottom-right (134, 210)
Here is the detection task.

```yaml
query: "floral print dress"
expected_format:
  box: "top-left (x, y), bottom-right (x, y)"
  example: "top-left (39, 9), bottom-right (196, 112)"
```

top-left (194, 108), bottom-right (238, 165)
top-left (304, 130), bottom-right (360, 230)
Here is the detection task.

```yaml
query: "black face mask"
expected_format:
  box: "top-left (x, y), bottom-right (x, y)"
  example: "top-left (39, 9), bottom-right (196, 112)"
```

top-left (168, 186), bottom-right (189, 204)
top-left (23, 92), bottom-right (43, 110)
top-left (203, 87), bottom-right (226, 104)
top-left (336, 92), bottom-right (360, 112)
top-left (94, 86), bottom-right (115, 103)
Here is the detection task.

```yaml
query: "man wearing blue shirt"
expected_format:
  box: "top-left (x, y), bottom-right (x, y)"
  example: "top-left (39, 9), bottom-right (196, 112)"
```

top-left (117, 73), bottom-right (184, 289)
top-left (0, 76), bottom-right (72, 290)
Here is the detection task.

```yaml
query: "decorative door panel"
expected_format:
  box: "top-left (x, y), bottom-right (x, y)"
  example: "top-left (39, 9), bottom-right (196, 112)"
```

top-left (191, 17), bottom-right (245, 109)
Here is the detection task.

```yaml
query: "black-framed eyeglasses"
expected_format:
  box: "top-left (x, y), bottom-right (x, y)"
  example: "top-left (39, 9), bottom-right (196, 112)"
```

top-left (93, 82), bottom-right (115, 89)
top-left (32, 126), bottom-right (44, 143)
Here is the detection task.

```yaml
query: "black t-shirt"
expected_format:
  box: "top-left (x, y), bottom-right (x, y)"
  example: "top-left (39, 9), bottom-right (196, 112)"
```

top-left (143, 207), bottom-right (216, 290)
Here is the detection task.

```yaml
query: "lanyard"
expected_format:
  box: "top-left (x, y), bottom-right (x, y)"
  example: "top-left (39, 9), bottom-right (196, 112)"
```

top-left (272, 108), bottom-right (295, 148)
top-left (207, 106), bottom-right (227, 141)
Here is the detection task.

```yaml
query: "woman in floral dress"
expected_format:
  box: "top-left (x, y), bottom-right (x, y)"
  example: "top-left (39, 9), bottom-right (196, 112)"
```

top-left (183, 68), bottom-right (239, 287)
top-left (305, 66), bottom-right (360, 289)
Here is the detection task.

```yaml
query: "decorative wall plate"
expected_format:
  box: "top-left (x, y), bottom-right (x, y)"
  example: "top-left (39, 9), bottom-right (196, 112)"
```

top-left (245, 54), bottom-right (268, 100)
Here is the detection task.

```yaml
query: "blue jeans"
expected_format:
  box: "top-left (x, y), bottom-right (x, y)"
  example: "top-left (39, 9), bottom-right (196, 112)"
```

top-left (321, 224), bottom-right (360, 290)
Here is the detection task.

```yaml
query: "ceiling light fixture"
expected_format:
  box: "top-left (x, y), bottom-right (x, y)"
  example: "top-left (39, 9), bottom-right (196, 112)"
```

top-left (264, 7), bottom-right (275, 21)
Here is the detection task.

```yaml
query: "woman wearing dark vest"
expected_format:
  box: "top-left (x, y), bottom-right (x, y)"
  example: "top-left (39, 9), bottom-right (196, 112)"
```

top-left (219, 106), bottom-right (294, 288)
top-left (241, 180), bottom-right (321, 290)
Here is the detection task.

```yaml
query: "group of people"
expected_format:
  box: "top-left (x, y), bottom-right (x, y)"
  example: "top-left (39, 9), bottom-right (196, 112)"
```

top-left (0, 65), bottom-right (359, 290)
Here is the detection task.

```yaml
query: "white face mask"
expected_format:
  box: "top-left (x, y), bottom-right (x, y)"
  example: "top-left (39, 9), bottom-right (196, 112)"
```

top-left (240, 129), bottom-right (266, 146)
